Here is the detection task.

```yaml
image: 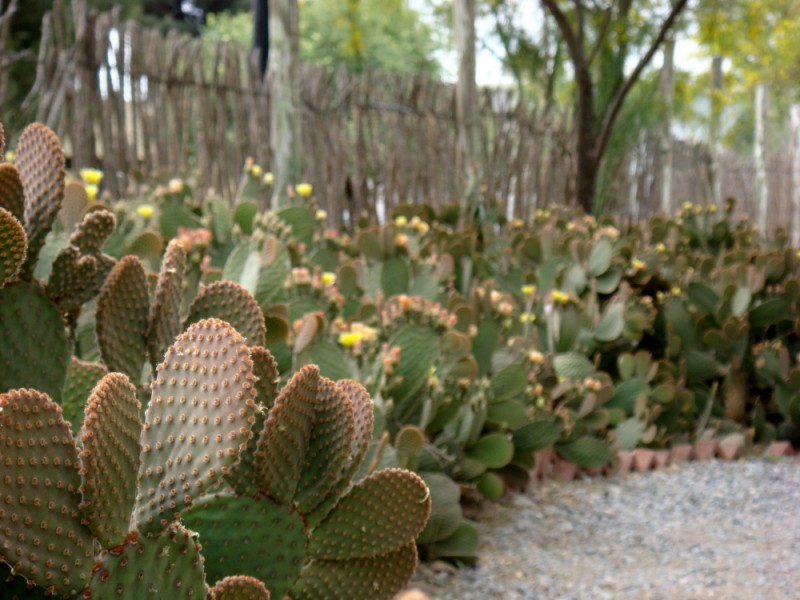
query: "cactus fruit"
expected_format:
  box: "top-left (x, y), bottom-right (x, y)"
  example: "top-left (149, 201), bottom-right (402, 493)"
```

top-left (96, 255), bottom-right (150, 381)
top-left (0, 162), bottom-right (24, 221)
top-left (86, 525), bottom-right (206, 599)
top-left (0, 388), bottom-right (95, 595)
top-left (134, 318), bottom-right (257, 534)
top-left (0, 281), bottom-right (69, 401)
top-left (210, 575), bottom-right (271, 600)
top-left (78, 373), bottom-right (142, 548)
top-left (0, 206), bottom-right (26, 286)
top-left (147, 238), bottom-right (187, 368)
top-left (15, 123), bottom-right (65, 278)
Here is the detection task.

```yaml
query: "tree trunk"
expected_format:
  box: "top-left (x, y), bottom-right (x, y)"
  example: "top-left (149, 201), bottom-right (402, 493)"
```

top-left (269, 0), bottom-right (302, 209)
top-left (709, 55), bottom-right (723, 211)
top-left (791, 104), bottom-right (800, 246)
top-left (454, 0), bottom-right (477, 220)
top-left (575, 66), bottom-right (597, 214)
top-left (659, 36), bottom-right (675, 215)
top-left (754, 83), bottom-right (768, 233)
top-left (253, 0), bottom-right (269, 75)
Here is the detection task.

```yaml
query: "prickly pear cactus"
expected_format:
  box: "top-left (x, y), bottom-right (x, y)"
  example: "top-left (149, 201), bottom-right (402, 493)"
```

top-left (0, 206), bottom-right (26, 287)
top-left (0, 162), bottom-right (24, 220)
top-left (134, 318), bottom-right (258, 534)
top-left (96, 255), bottom-right (150, 381)
top-left (209, 575), bottom-right (271, 600)
top-left (186, 280), bottom-right (267, 347)
top-left (15, 123), bottom-right (65, 278)
top-left (147, 238), bottom-right (187, 368)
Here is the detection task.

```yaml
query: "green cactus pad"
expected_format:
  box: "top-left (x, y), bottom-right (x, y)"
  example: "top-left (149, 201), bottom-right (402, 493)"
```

top-left (387, 325), bottom-right (438, 418)
top-left (134, 318), bottom-right (257, 535)
top-left (78, 373), bottom-right (142, 548)
top-left (0, 389), bottom-right (94, 595)
top-left (415, 473), bottom-right (463, 545)
top-left (553, 352), bottom-right (595, 379)
top-left (291, 541), bottom-right (418, 600)
top-left (489, 363), bottom-right (528, 403)
top-left (96, 255), bottom-right (150, 381)
top-left (305, 380), bottom-right (375, 528)
top-left (222, 346), bottom-right (280, 496)
top-left (512, 420), bottom-right (561, 452)
top-left (16, 123), bottom-right (65, 278)
top-left (209, 575), bottom-right (271, 600)
top-left (294, 377), bottom-right (355, 514)
top-left (255, 365), bottom-right (319, 504)
top-left (555, 437), bottom-right (611, 468)
top-left (309, 468), bottom-right (430, 560)
top-left (0, 281), bottom-right (68, 402)
top-left (0, 206), bottom-right (26, 286)
top-left (186, 280), bottom-right (267, 347)
top-left (148, 239), bottom-right (187, 367)
top-left (182, 492), bottom-right (306, 597)
top-left (87, 525), bottom-right (206, 599)
top-left (0, 162), bottom-right (24, 221)
top-left (465, 433), bottom-right (514, 469)
top-left (62, 357), bottom-right (108, 435)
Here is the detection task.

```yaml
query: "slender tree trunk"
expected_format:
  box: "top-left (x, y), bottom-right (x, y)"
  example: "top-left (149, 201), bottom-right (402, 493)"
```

top-left (659, 36), bottom-right (675, 215)
top-left (754, 84), bottom-right (768, 233)
top-left (253, 0), bottom-right (269, 75)
top-left (791, 104), bottom-right (800, 246)
top-left (709, 55), bottom-right (723, 211)
top-left (269, 0), bottom-right (302, 208)
top-left (454, 0), bottom-right (477, 221)
top-left (575, 66), bottom-right (597, 213)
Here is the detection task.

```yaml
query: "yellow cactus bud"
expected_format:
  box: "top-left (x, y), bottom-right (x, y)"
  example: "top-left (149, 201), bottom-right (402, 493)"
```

top-left (338, 331), bottom-right (363, 347)
top-left (394, 215), bottom-right (408, 226)
top-left (521, 284), bottom-right (535, 296)
top-left (85, 184), bottom-right (98, 201)
top-left (321, 271), bottom-right (336, 285)
top-left (296, 182), bottom-right (313, 197)
top-left (551, 290), bottom-right (570, 304)
top-left (262, 171), bottom-right (274, 185)
top-left (137, 204), bottom-right (155, 219)
top-left (79, 168), bottom-right (103, 186)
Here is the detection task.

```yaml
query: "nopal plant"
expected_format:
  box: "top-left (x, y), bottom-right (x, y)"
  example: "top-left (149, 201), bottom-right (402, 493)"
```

top-left (0, 122), bottom-right (432, 598)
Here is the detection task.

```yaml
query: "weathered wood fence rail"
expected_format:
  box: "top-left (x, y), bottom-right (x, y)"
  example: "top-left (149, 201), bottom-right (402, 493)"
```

top-left (25, 3), bottom-right (800, 234)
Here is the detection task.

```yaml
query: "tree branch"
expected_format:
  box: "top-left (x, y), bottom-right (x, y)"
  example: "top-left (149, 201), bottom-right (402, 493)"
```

top-left (594, 0), bottom-right (689, 163)
top-left (541, 0), bottom-right (586, 72)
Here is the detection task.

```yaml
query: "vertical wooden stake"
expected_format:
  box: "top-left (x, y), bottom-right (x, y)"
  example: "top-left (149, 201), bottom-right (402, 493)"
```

top-left (659, 36), bottom-right (675, 215)
top-left (454, 0), bottom-right (477, 221)
top-left (754, 83), bottom-right (768, 234)
top-left (709, 55), bottom-right (723, 212)
top-left (790, 104), bottom-right (800, 246)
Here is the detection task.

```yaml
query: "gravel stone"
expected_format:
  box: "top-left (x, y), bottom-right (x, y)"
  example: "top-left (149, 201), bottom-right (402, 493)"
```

top-left (413, 459), bottom-right (800, 599)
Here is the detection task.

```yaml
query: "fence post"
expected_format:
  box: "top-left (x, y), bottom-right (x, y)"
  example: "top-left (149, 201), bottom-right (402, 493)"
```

top-left (709, 55), bottom-right (723, 212)
top-left (454, 0), bottom-right (477, 220)
top-left (659, 36), bottom-right (674, 215)
top-left (268, 0), bottom-right (302, 208)
top-left (754, 83), bottom-right (768, 234)
top-left (791, 104), bottom-right (800, 246)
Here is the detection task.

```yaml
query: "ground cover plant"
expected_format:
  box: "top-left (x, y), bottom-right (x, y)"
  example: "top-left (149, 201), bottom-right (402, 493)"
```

top-left (2, 121), bottom-right (800, 595)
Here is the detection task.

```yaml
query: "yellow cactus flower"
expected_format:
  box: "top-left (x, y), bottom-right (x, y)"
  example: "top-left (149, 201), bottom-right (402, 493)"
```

top-left (262, 171), bottom-right (274, 186)
top-left (315, 209), bottom-right (327, 221)
top-left (79, 168), bottom-right (103, 186)
top-left (520, 312), bottom-right (536, 324)
top-left (528, 350), bottom-right (544, 364)
top-left (394, 215), bottom-right (408, 226)
top-left (296, 182), bottom-right (313, 197)
top-left (631, 258), bottom-right (646, 271)
top-left (137, 204), bottom-right (155, 219)
top-left (521, 284), bottom-right (536, 296)
top-left (670, 286), bottom-right (681, 297)
top-left (321, 271), bottom-right (336, 285)
top-left (395, 233), bottom-right (409, 249)
top-left (338, 331), bottom-right (363, 348)
top-left (85, 184), bottom-right (98, 202)
top-left (250, 164), bottom-right (262, 178)
top-left (682, 201), bottom-right (692, 211)
top-left (707, 204), bottom-right (718, 213)
top-left (4, 150), bottom-right (14, 162)
top-left (656, 242), bottom-right (667, 253)
top-left (551, 290), bottom-right (570, 305)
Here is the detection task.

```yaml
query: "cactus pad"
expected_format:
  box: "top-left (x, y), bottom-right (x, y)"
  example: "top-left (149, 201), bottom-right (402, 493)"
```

top-left (255, 365), bottom-right (319, 504)
top-left (209, 575), bottom-right (271, 600)
top-left (96, 255), bottom-right (150, 381)
top-left (0, 389), bottom-right (94, 595)
top-left (251, 346), bottom-right (280, 409)
top-left (290, 541), bottom-right (419, 600)
top-left (0, 163), bottom-right (24, 221)
top-left (0, 206), bottom-right (26, 286)
top-left (186, 280), bottom-right (267, 347)
top-left (148, 239), bottom-right (187, 367)
top-left (78, 373), bottom-right (142, 548)
top-left (16, 123), bottom-right (65, 278)
top-left (387, 325), bottom-right (438, 416)
top-left (87, 525), bottom-right (206, 599)
top-left (0, 281), bottom-right (68, 402)
top-left (134, 318), bottom-right (257, 535)
top-left (62, 357), bottom-right (108, 435)
top-left (182, 492), bottom-right (306, 597)
top-left (308, 468), bottom-right (431, 560)
top-left (294, 376), bottom-right (355, 513)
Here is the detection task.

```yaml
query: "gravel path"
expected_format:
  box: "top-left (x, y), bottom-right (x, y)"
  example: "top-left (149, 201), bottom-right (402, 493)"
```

top-left (413, 459), bottom-right (800, 600)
